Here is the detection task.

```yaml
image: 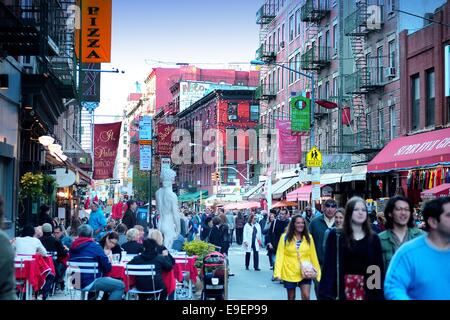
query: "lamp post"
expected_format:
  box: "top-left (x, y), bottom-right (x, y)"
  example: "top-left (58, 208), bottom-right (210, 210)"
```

top-left (250, 59), bottom-right (316, 149)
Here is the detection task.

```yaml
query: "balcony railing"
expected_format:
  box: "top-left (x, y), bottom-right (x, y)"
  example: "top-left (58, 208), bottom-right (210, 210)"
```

top-left (342, 130), bottom-right (384, 153)
top-left (256, 2), bottom-right (276, 24)
top-left (344, 3), bottom-right (383, 36)
top-left (301, 0), bottom-right (330, 22)
top-left (255, 43), bottom-right (277, 62)
top-left (301, 46), bottom-right (331, 71)
top-left (344, 67), bottom-right (384, 94)
top-left (255, 83), bottom-right (278, 100)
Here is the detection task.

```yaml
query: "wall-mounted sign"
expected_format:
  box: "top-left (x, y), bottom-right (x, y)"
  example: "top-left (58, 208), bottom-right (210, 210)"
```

top-left (51, 168), bottom-right (76, 188)
top-left (322, 154), bottom-right (352, 173)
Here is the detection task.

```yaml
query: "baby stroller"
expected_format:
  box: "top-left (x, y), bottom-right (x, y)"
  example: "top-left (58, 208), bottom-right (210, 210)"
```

top-left (201, 251), bottom-right (227, 300)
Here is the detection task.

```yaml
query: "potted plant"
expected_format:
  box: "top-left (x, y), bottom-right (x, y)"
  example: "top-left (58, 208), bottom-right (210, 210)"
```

top-left (182, 240), bottom-right (216, 269)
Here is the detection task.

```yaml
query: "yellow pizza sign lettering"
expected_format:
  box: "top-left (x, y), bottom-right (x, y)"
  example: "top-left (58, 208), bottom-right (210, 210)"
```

top-left (306, 147), bottom-right (323, 168)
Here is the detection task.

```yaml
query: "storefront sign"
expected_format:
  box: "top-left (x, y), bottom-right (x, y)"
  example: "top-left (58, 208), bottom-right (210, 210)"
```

top-left (156, 124), bottom-right (175, 156)
top-left (93, 122), bottom-right (121, 180)
top-left (276, 120), bottom-right (301, 164)
top-left (76, 0), bottom-right (112, 63)
top-left (50, 168), bottom-right (76, 188)
top-left (291, 95), bottom-right (311, 132)
top-left (322, 154), bottom-right (352, 173)
top-left (217, 185), bottom-right (242, 195)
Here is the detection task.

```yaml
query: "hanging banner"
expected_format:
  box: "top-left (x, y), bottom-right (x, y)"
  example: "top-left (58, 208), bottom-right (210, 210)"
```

top-left (75, 0), bottom-right (112, 63)
top-left (291, 95), bottom-right (311, 132)
top-left (342, 106), bottom-right (351, 126)
top-left (156, 124), bottom-right (176, 156)
top-left (81, 63), bottom-right (101, 102)
top-left (93, 122), bottom-right (121, 180)
top-left (276, 120), bottom-right (302, 164)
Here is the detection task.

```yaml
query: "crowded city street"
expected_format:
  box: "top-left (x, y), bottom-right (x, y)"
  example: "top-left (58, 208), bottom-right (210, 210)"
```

top-left (0, 0), bottom-right (450, 305)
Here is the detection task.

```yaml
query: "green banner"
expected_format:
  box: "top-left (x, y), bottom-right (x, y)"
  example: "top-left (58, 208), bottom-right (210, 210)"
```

top-left (291, 95), bottom-right (311, 132)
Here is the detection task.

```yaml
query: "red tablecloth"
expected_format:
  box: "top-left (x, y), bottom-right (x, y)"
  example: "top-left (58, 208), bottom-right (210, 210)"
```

top-left (107, 263), bottom-right (176, 295)
top-left (173, 256), bottom-right (198, 284)
top-left (15, 255), bottom-right (55, 292)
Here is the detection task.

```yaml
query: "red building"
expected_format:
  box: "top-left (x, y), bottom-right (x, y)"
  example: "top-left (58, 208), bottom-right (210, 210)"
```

top-left (367, 2), bottom-right (450, 204)
top-left (176, 89), bottom-right (259, 196)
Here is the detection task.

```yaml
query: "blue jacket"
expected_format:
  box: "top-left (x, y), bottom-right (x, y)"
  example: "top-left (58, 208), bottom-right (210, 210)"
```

top-left (88, 208), bottom-right (106, 238)
top-left (69, 237), bottom-right (111, 289)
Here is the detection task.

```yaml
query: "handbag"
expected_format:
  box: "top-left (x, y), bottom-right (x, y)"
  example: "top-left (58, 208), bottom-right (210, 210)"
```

top-left (295, 238), bottom-right (318, 280)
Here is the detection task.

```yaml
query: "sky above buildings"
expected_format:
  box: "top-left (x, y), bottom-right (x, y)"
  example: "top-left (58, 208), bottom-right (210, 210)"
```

top-left (95, 0), bottom-right (263, 122)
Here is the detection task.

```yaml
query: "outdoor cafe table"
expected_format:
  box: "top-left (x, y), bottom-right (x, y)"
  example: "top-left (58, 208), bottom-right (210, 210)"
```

top-left (173, 255), bottom-right (198, 284)
top-left (15, 254), bottom-right (56, 297)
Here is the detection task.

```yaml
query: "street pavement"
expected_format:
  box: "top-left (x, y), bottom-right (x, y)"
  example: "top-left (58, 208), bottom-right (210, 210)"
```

top-left (226, 243), bottom-right (317, 300)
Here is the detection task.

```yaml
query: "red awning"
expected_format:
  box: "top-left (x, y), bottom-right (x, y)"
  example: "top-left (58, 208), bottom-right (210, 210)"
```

top-left (286, 184), bottom-right (324, 202)
top-left (368, 128), bottom-right (450, 172)
top-left (315, 100), bottom-right (338, 109)
top-left (421, 183), bottom-right (450, 200)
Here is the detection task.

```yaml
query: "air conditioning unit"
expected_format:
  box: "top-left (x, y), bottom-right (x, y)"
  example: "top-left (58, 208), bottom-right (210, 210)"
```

top-left (385, 67), bottom-right (396, 78)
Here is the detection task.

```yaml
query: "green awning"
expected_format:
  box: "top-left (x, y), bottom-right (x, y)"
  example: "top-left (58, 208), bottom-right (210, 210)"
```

top-left (178, 190), bottom-right (208, 202)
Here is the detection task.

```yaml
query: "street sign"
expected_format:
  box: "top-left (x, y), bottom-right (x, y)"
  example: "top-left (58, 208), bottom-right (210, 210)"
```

top-left (306, 146), bottom-right (323, 168)
top-left (110, 179), bottom-right (121, 184)
top-left (139, 116), bottom-right (152, 141)
top-left (312, 184), bottom-right (321, 201)
top-left (140, 145), bottom-right (152, 171)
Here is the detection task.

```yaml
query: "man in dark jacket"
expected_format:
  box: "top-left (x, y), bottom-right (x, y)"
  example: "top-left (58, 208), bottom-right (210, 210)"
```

top-left (69, 224), bottom-right (125, 300)
top-left (38, 204), bottom-right (53, 228)
top-left (128, 238), bottom-right (173, 300)
top-left (40, 223), bottom-right (68, 289)
top-left (122, 200), bottom-right (138, 230)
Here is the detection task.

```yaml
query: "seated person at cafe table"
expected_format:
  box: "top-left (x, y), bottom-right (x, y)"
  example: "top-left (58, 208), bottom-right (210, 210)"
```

top-left (121, 228), bottom-right (144, 255)
top-left (13, 225), bottom-right (48, 256)
top-left (69, 225), bottom-right (125, 300)
top-left (98, 231), bottom-right (123, 263)
top-left (128, 239), bottom-right (174, 300)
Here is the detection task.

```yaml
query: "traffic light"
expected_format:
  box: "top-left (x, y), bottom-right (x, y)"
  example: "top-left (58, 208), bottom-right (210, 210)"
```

top-left (211, 171), bottom-right (220, 182)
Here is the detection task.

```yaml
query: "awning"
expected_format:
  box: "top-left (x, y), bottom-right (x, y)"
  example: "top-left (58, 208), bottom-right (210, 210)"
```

top-left (286, 184), bottom-right (324, 202)
top-left (222, 201), bottom-right (261, 210)
top-left (178, 190), bottom-right (208, 202)
top-left (368, 128), bottom-right (450, 172)
top-left (272, 176), bottom-right (301, 199)
top-left (421, 183), bottom-right (450, 200)
top-left (272, 200), bottom-right (297, 208)
top-left (316, 99), bottom-right (338, 109)
top-left (320, 174), bottom-right (342, 184)
top-left (341, 165), bottom-right (367, 182)
top-left (242, 182), bottom-right (265, 199)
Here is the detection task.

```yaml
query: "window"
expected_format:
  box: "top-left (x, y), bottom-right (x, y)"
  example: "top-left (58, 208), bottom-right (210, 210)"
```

top-left (426, 69), bottom-right (435, 127)
top-left (282, 23), bottom-right (285, 43)
top-left (318, 35), bottom-right (322, 60)
top-left (295, 9), bottom-right (301, 37)
top-left (277, 68), bottom-right (281, 91)
top-left (325, 30), bottom-right (330, 59)
top-left (277, 27), bottom-right (281, 51)
top-left (325, 81), bottom-right (330, 99)
top-left (333, 24), bottom-right (338, 54)
top-left (377, 46), bottom-right (383, 83)
top-left (390, 105), bottom-right (397, 140)
top-left (378, 110), bottom-right (384, 142)
top-left (227, 165), bottom-right (237, 183)
top-left (124, 124), bottom-right (128, 132)
top-left (289, 15), bottom-right (294, 42)
top-left (123, 136), bottom-right (128, 145)
top-left (228, 103), bottom-right (238, 121)
top-left (123, 149), bottom-right (127, 158)
top-left (318, 85), bottom-right (322, 99)
top-left (289, 57), bottom-right (294, 84)
top-left (411, 75), bottom-right (420, 130)
top-left (295, 52), bottom-right (301, 81)
top-left (333, 77), bottom-right (338, 97)
top-left (272, 31), bottom-right (276, 51)
top-left (272, 69), bottom-right (277, 91)
top-left (250, 105), bottom-right (260, 122)
top-left (268, 35), bottom-right (272, 52)
top-left (281, 67), bottom-right (284, 89)
top-left (388, 40), bottom-right (396, 69)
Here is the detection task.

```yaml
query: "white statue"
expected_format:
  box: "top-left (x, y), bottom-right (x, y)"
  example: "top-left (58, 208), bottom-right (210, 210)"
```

top-left (156, 168), bottom-right (180, 249)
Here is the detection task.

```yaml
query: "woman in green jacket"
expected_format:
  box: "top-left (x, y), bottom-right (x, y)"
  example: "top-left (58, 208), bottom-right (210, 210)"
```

top-left (274, 215), bottom-right (321, 300)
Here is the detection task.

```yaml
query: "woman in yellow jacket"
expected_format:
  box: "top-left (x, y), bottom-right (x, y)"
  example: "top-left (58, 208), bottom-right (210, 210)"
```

top-left (274, 214), bottom-right (321, 300)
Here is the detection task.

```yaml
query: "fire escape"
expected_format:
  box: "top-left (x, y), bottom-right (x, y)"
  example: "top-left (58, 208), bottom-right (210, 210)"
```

top-left (255, 1), bottom-right (277, 101)
top-left (343, 0), bottom-right (384, 153)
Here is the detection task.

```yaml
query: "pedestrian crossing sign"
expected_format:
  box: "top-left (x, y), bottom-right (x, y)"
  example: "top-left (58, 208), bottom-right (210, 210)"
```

top-left (306, 146), bottom-right (322, 168)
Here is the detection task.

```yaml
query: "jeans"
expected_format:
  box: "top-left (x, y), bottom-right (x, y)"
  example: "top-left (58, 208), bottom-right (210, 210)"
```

top-left (236, 228), bottom-right (244, 245)
top-left (89, 277), bottom-right (125, 300)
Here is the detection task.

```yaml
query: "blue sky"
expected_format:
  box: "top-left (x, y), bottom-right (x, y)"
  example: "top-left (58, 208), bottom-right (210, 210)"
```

top-left (96, 0), bottom-right (263, 120)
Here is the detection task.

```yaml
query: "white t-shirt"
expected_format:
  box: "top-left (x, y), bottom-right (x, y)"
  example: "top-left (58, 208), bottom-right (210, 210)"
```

top-left (14, 236), bottom-right (47, 256)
